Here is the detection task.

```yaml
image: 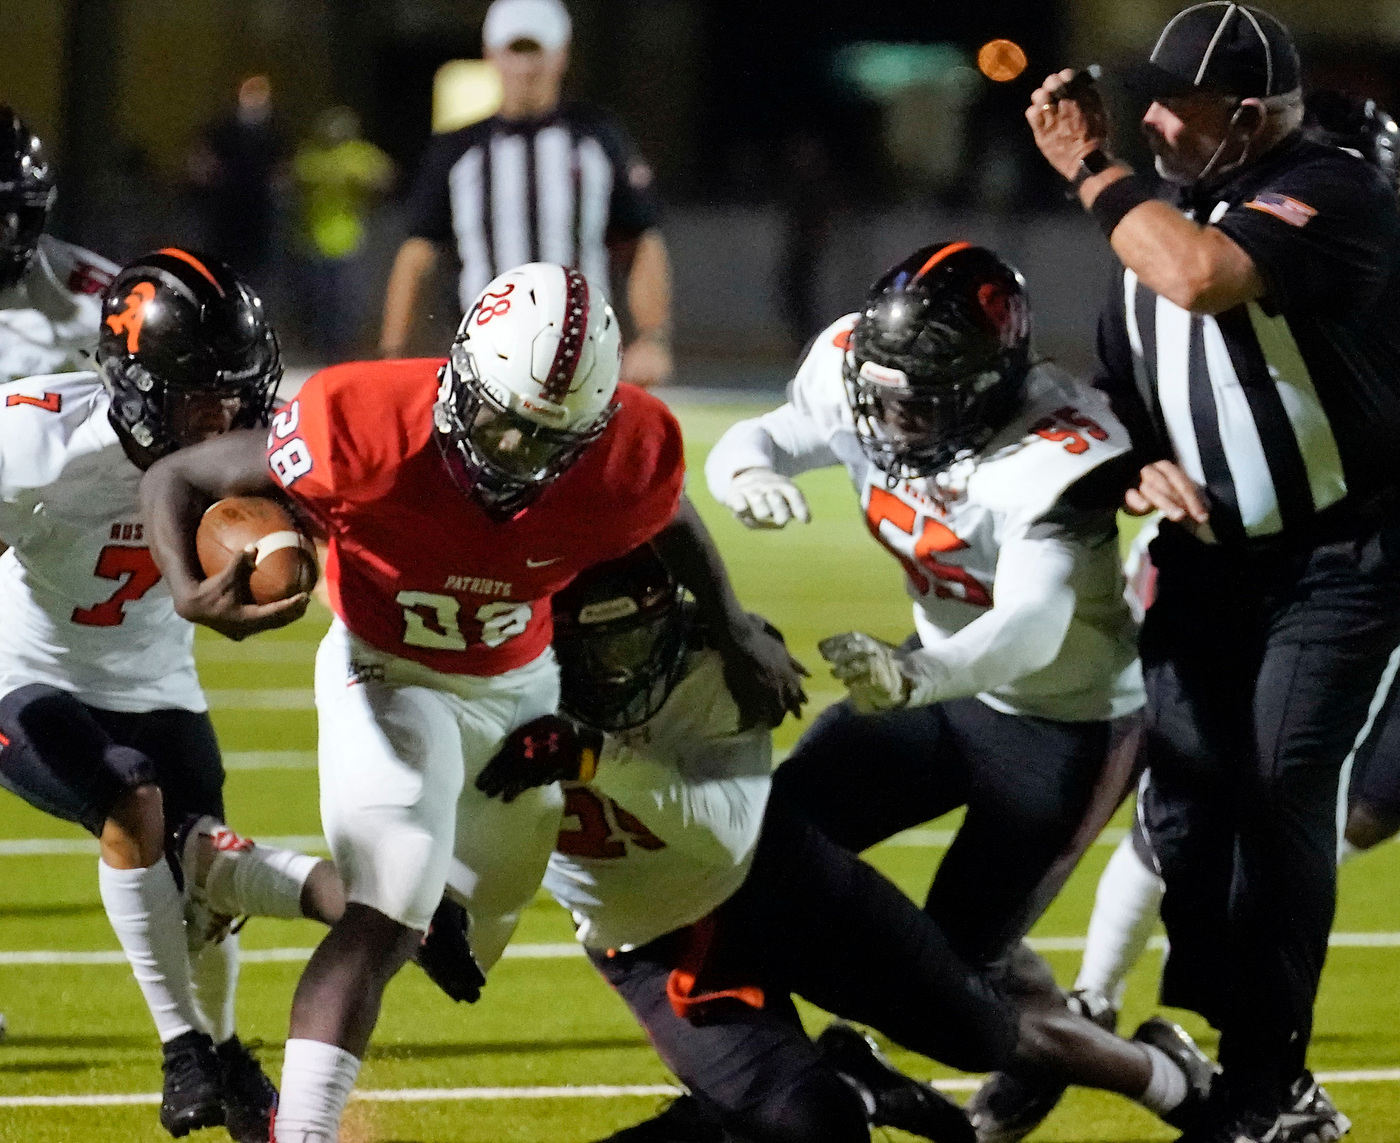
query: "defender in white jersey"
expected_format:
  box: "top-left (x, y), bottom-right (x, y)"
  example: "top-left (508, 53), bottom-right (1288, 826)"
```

top-left (708, 244), bottom-right (1147, 1141)
top-left (0, 249), bottom-right (342, 1142)
top-left (0, 109), bottom-right (115, 385)
top-left (473, 547), bottom-right (1217, 1143)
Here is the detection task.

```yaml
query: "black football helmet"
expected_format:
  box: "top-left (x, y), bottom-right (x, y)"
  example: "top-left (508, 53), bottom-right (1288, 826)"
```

top-left (845, 242), bottom-right (1032, 480)
top-left (97, 248), bottom-right (280, 468)
top-left (0, 108), bottom-right (56, 290)
top-left (553, 545), bottom-right (691, 732)
top-left (1305, 91), bottom-right (1400, 194)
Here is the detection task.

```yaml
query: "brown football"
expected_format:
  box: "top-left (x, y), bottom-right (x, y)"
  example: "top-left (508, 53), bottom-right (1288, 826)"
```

top-left (196, 496), bottom-right (319, 605)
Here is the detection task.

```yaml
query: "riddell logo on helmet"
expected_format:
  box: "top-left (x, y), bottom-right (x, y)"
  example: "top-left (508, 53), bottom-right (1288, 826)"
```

top-left (859, 361), bottom-right (909, 388)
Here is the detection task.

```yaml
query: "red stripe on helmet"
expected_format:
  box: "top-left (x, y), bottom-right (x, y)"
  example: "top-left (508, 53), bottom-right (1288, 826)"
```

top-left (156, 248), bottom-right (225, 297)
top-left (913, 241), bottom-right (973, 281)
top-left (542, 267), bottom-right (590, 403)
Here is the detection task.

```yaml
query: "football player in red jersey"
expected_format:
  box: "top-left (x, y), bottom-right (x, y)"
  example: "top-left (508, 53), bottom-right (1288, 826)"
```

top-left (140, 261), bottom-right (804, 1143)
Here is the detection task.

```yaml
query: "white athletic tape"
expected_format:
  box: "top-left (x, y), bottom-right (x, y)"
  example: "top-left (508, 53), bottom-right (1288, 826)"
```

top-left (252, 530), bottom-right (313, 566)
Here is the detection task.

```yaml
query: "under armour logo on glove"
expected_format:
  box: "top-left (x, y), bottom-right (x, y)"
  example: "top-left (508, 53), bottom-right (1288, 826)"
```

top-left (476, 715), bottom-right (604, 803)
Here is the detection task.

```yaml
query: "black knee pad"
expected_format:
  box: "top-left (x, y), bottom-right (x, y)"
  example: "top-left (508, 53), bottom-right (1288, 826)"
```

top-left (742, 1069), bottom-right (869, 1143)
top-left (0, 684), bottom-right (156, 835)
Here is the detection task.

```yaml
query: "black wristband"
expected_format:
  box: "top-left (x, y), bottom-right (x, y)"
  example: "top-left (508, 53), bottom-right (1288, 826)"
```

top-left (1089, 174), bottom-right (1152, 239)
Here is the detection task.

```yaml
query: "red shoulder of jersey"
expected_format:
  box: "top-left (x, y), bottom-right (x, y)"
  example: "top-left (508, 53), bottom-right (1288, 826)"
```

top-left (267, 358), bottom-right (442, 510)
top-left (541, 383), bottom-right (685, 560)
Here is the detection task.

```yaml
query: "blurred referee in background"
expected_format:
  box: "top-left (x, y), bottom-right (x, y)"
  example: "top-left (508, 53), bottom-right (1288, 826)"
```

top-left (379, 0), bottom-right (673, 387)
top-left (1028, 3), bottom-right (1400, 1141)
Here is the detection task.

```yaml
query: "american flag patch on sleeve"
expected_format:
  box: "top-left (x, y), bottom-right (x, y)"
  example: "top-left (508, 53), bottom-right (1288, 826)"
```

top-left (1243, 192), bottom-right (1317, 228)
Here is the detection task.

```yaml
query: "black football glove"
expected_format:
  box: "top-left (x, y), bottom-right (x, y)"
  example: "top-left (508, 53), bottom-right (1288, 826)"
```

top-left (714, 612), bottom-right (809, 729)
top-left (414, 896), bottom-right (486, 1003)
top-left (475, 714), bottom-right (605, 803)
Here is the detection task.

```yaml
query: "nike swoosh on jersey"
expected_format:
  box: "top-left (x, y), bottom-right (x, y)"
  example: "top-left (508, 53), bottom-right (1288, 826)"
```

top-left (525, 556), bottom-right (562, 568)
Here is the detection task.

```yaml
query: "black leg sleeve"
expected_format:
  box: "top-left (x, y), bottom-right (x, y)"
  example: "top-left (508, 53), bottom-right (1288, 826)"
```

top-left (589, 946), bottom-right (869, 1143)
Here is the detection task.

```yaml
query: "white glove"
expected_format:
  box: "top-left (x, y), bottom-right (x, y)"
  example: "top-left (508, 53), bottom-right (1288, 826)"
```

top-left (818, 632), bottom-right (910, 713)
top-left (724, 468), bottom-right (811, 529)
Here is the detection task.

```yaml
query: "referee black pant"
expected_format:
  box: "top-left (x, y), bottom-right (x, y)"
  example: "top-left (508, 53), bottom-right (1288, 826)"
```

top-left (1140, 520), bottom-right (1400, 1114)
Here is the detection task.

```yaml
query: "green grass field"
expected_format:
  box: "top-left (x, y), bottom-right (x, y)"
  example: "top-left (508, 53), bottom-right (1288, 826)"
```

top-left (3, 401), bottom-right (1400, 1142)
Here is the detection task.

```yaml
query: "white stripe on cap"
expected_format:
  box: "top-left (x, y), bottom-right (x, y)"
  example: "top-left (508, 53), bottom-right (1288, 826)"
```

top-left (1194, 3), bottom-right (1239, 87)
top-left (1233, 4), bottom-right (1273, 94)
top-left (1151, 1), bottom-right (1227, 63)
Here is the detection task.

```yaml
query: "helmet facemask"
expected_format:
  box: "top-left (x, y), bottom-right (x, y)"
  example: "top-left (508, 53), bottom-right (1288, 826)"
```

top-left (844, 356), bottom-right (1020, 481)
top-left (434, 337), bottom-right (616, 517)
top-left (555, 589), bottom-right (691, 732)
top-left (0, 198), bottom-right (51, 291)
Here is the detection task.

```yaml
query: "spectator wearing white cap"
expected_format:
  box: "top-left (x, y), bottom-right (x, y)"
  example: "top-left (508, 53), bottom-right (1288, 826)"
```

top-left (380, 0), bottom-right (673, 388)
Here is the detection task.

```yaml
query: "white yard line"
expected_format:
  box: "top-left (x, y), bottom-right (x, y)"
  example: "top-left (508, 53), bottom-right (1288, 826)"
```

top-left (204, 689), bottom-right (315, 711)
top-left (0, 834), bottom-right (326, 857)
top-left (6, 934), bottom-right (1400, 967)
top-left (223, 751), bottom-right (317, 770)
top-left (7, 1069), bottom-right (1400, 1109)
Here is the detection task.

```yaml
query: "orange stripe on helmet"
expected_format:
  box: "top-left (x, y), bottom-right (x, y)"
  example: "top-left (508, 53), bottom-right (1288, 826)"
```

top-left (913, 241), bottom-right (973, 281)
top-left (156, 248), bottom-right (225, 296)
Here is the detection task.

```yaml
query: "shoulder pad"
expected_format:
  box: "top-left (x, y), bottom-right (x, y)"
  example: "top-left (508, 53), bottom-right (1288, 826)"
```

top-left (785, 314), bottom-right (858, 440)
top-left (37, 236), bottom-right (118, 297)
top-left (967, 364), bottom-right (1132, 525)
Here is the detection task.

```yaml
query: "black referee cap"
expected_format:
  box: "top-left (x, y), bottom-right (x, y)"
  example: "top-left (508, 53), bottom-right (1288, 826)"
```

top-left (1123, 2), bottom-right (1301, 102)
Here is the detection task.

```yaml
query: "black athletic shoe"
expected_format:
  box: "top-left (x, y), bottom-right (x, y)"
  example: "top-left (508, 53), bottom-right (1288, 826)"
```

top-left (965, 990), bottom-right (1118, 1143)
top-left (160, 1030), bottom-right (225, 1138)
top-left (591, 1093), bottom-right (734, 1142)
top-left (216, 1035), bottom-right (278, 1143)
top-left (1130, 1017), bottom-right (1219, 1132)
top-left (1272, 1072), bottom-right (1350, 1143)
top-left (816, 1022), bottom-right (975, 1143)
top-left (415, 896), bottom-right (486, 1003)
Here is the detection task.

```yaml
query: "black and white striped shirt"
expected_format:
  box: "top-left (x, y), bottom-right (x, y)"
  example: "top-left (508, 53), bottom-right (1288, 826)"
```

top-left (1098, 134), bottom-right (1400, 546)
top-left (405, 102), bottom-right (659, 311)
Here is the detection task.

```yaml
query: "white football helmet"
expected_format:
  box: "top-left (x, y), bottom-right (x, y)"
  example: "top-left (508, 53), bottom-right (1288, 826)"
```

top-left (434, 262), bottom-right (621, 513)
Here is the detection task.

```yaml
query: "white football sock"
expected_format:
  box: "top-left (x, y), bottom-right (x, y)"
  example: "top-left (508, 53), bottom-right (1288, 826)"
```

top-left (188, 818), bottom-right (320, 920)
top-left (1337, 837), bottom-right (1363, 865)
top-left (98, 859), bottom-right (204, 1044)
top-left (192, 930), bottom-right (240, 1045)
top-left (1073, 833), bottom-right (1165, 1008)
top-left (1136, 1043), bottom-right (1189, 1114)
top-left (274, 1038), bottom-right (361, 1143)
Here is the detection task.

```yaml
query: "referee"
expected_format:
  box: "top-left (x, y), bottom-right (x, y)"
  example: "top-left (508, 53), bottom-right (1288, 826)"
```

top-left (1028, 4), bottom-right (1400, 1140)
top-left (379, 0), bottom-right (673, 387)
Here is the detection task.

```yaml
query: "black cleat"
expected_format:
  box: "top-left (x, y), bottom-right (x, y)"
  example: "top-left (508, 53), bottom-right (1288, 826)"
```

top-left (1272, 1072), bottom-right (1350, 1143)
top-left (160, 1029), bottom-right (225, 1138)
top-left (591, 1093), bottom-right (735, 1141)
top-left (1130, 1016), bottom-right (1219, 1132)
top-left (965, 990), bottom-right (1117, 1143)
top-left (817, 1022), bottom-right (975, 1143)
top-left (415, 896), bottom-right (486, 1003)
top-left (216, 1035), bottom-right (278, 1143)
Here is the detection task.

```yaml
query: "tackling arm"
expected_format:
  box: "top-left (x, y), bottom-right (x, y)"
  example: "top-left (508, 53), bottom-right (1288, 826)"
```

top-left (140, 428), bottom-right (306, 640)
top-left (704, 403), bottom-right (838, 528)
top-left (652, 496), bottom-right (807, 727)
top-left (821, 523), bottom-right (1088, 712)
